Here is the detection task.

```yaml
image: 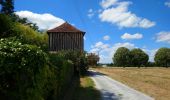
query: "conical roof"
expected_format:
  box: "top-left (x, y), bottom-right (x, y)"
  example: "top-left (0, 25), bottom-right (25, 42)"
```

top-left (47, 22), bottom-right (85, 33)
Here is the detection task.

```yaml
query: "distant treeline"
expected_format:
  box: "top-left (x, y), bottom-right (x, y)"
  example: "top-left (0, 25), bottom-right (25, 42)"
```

top-left (110, 47), bottom-right (170, 68)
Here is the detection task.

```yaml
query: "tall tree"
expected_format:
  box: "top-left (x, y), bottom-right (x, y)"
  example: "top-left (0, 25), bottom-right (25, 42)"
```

top-left (87, 53), bottom-right (99, 66)
top-left (113, 47), bottom-right (130, 67)
top-left (154, 48), bottom-right (170, 67)
top-left (0, 14), bottom-right (13, 37)
top-left (1, 0), bottom-right (14, 15)
top-left (130, 48), bottom-right (149, 67)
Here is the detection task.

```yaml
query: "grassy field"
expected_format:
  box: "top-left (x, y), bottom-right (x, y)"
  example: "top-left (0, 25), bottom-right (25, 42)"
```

top-left (92, 67), bottom-right (170, 100)
top-left (72, 76), bottom-right (101, 100)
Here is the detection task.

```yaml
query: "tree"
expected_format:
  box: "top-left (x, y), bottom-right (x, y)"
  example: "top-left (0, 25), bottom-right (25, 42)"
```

top-left (130, 48), bottom-right (149, 67)
top-left (0, 0), bottom-right (14, 15)
top-left (154, 47), bottom-right (170, 67)
top-left (87, 53), bottom-right (99, 66)
top-left (113, 47), bottom-right (130, 67)
top-left (0, 14), bottom-right (14, 37)
top-left (12, 14), bottom-right (40, 31)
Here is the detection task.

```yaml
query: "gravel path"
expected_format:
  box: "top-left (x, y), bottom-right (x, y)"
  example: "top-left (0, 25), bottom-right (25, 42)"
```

top-left (89, 70), bottom-right (154, 100)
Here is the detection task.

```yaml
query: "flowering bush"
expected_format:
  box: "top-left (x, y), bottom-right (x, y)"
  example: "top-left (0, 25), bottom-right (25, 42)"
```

top-left (0, 38), bottom-right (49, 100)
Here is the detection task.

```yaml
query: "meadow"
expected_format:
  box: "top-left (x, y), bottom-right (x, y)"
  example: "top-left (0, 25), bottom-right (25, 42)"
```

top-left (92, 67), bottom-right (170, 100)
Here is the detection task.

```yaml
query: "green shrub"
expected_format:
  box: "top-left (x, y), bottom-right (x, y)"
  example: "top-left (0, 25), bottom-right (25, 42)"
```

top-left (12, 23), bottom-right (48, 51)
top-left (0, 14), bottom-right (48, 51)
top-left (0, 14), bottom-right (14, 37)
top-left (0, 38), bottom-right (49, 100)
top-left (48, 52), bottom-right (74, 100)
top-left (50, 51), bottom-right (88, 76)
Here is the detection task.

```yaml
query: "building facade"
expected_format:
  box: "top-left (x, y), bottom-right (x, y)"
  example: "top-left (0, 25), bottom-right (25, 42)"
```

top-left (47, 22), bottom-right (85, 51)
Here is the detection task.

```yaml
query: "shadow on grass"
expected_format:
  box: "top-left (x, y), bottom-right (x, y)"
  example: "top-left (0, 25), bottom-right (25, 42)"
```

top-left (70, 74), bottom-right (101, 100)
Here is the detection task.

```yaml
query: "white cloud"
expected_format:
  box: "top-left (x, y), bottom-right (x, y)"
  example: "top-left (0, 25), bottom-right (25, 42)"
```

top-left (87, 9), bottom-right (95, 18)
top-left (142, 49), bottom-right (158, 62)
top-left (165, 1), bottom-right (170, 7)
top-left (99, 0), bottom-right (155, 28)
top-left (90, 42), bottom-right (135, 63)
top-left (156, 31), bottom-right (170, 44)
top-left (91, 41), bottom-right (110, 51)
top-left (121, 33), bottom-right (143, 40)
top-left (84, 37), bottom-right (86, 40)
top-left (15, 10), bottom-right (65, 30)
top-left (90, 41), bottom-right (157, 63)
top-left (103, 35), bottom-right (110, 40)
top-left (100, 0), bottom-right (118, 9)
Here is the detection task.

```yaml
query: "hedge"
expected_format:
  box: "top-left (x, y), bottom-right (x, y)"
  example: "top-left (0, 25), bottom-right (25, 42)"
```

top-left (0, 38), bottom-right (49, 100)
top-left (0, 38), bottom-right (76, 100)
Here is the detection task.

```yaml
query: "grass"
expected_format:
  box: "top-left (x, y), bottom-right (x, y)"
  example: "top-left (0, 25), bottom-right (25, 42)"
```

top-left (72, 76), bottom-right (101, 100)
top-left (92, 67), bottom-right (170, 100)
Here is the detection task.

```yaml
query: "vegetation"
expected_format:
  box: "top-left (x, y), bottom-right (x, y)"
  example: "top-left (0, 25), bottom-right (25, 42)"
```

top-left (0, 14), bottom-right (48, 49)
top-left (0, 0), bottom-right (14, 15)
top-left (0, 13), bottom-right (89, 100)
top-left (130, 48), bottom-right (149, 67)
top-left (72, 76), bottom-right (101, 100)
top-left (93, 67), bottom-right (170, 100)
top-left (154, 47), bottom-right (170, 67)
top-left (0, 38), bottom-right (49, 100)
top-left (0, 0), bottom-right (39, 31)
top-left (87, 53), bottom-right (99, 66)
top-left (113, 47), bottom-right (130, 67)
top-left (113, 47), bottom-right (149, 67)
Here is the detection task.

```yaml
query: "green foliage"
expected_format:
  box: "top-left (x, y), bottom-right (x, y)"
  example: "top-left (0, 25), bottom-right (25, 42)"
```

top-left (51, 50), bottom-right (89, 76)
top-left (113, 47), bottom-right (149, 67)
top-left (0, 14), bottom-right (81, 100)
top-left (0, 38), bottom-right (82, 100)
top-left (87, 53), bottom-right (99, 66)
top-left (13, 23), bottom-right (48, 50)
top-left (147, 62), bottom-right (156, 67)
top-left (0, 38), bottom-right (49, 100)
top-left (0, 0), bottom-right (14, 15)
top-left (0, 14), bottom-right (14, 37)
top-left (48, 52), bottom-right (75, 99)
top-left (154, 48), bottom-right (170, 67)
top-left (130, 48), bottom-right (149, 67)
top-left (11, 14), bottom-right (40, 31)
top-left (0, 14), bottom-right (48, 51)
top-left (113, 47), bottom-right (130, 67)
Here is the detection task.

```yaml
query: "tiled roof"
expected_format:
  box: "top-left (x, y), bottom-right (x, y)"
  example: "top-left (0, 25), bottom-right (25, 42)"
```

top-left (47, 22), bottom-right (85, 33)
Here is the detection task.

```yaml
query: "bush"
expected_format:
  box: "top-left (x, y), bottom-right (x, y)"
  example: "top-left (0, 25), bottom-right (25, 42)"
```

top-left (48, 53), bottom-right (74, 100)
top-left (0, 14), bottom-right (48, 51)
top-left (12, 23), bottom-right (48, 51)
top-left (87, 53), bottom-right (99, 66)
top-left (50, 51), bottom-right (88, 76)
top-left (0, 38), bottom-right (49, 100)
top-left (0, 14), bottom-right (14, 37)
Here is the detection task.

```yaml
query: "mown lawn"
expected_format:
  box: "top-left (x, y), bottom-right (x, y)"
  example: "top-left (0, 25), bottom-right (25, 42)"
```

top-left (72, 76), bottom-right (101, 100)
top-left (92, 67), bottom-right (170, 100)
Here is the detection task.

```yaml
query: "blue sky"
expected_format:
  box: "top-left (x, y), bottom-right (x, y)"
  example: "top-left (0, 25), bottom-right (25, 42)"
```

top-left (14, 0), bottom-right (170, 63)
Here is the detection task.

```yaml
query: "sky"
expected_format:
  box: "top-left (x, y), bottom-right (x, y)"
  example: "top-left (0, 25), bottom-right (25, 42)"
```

top-left (13, 0), bottom-right (170, 63)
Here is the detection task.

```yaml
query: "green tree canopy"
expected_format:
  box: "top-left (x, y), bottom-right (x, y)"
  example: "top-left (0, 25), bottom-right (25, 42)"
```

top-left (113, 47), bottom-right (130, 67)
top-left (154, 47), bottom-right (170, 67)
top-left (0, 0), bottom-right (14, 15)
top-left (87, 53), bottom-right (99, 66)
top-left (0, 14), bottom-right (14, 37)
top-left (130, 48), bottom-right (149, 67)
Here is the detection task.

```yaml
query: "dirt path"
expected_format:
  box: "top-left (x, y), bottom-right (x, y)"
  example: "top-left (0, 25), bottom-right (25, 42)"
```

top-left (89, 70), bottom-right (154, 100)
